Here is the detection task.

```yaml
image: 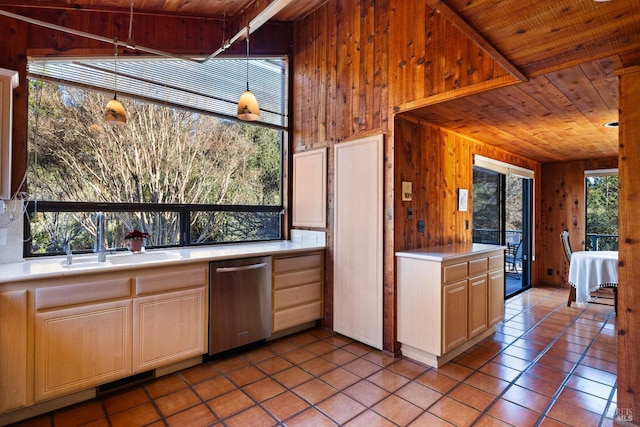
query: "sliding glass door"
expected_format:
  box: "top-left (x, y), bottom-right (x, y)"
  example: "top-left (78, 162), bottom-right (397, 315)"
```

top-left (473, 164), bottom-right (532, 298)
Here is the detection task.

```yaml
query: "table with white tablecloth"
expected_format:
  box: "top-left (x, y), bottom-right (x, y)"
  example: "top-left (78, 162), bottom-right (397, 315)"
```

top-left (568, 251), bottom-right (618, 307)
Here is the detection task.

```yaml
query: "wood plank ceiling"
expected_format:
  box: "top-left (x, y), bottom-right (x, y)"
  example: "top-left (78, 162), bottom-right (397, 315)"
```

top-left (1, 0), bottom-right (639, 163)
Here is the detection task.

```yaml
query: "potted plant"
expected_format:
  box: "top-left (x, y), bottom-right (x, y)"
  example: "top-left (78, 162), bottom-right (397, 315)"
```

top-left (124, 229), bottom-right (149, 252)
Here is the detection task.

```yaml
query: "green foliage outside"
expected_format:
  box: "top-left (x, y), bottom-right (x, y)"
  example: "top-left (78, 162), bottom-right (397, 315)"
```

top-left (27, 80), bottom-right (282, 254)
top-left (586, 175), bottom-right (618, 251)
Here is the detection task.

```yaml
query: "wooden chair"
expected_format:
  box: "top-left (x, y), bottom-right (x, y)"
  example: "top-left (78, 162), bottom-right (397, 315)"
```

top-left (505, 239), bottom-right (523, 277)
top-left (560, 231), bottom-right (576, 307)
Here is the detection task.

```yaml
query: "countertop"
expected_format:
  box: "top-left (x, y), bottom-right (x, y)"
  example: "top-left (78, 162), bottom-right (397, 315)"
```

top-left (0, 240), bottom-right (326, 284)
top-left (395, 243), bottom-right (506, 262)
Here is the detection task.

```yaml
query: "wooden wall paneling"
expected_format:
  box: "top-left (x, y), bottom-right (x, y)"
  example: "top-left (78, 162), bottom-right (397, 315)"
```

top-left (617, 65), bottom-right (640, 423)
top-left (425, 124), bottom-right (444, 246)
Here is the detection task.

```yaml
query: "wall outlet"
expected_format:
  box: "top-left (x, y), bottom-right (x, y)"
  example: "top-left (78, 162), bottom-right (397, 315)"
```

top-left (309, 235), bottom-right (317, 244)
top-left (0, 228), bottom-right (7, 246)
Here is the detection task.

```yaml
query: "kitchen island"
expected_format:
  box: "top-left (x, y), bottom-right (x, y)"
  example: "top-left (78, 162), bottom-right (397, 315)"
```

top-left (396, 243), bottom-right (505, 368)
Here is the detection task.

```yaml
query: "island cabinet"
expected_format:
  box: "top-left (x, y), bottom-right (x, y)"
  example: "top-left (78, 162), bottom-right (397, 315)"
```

top-left (396, 244), bottom-right (505, 368)
top-left (0, 290), bottom-right (28, 413)
top-left (271, 251), bottom-right (324, 334)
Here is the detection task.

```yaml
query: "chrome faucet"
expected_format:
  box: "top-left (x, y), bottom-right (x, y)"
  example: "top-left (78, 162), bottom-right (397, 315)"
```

top-left (94, 211), bottom-right (107, 262)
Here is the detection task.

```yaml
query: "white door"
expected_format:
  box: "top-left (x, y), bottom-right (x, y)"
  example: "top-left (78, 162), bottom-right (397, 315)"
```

top-left (334, 134), bottom-right (383, 349)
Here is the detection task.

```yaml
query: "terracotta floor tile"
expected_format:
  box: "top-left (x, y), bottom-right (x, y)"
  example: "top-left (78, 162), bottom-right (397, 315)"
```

top-left (299, 356), bottom-right (338, 376)
top-left (394, 381), bottom-right (442, 410)
top-left (107, 402), bottom-right (161, 427)
top-left (316, 392), bottom-right (367, 424)
top-left (452, 352), bottom-right (488, 370)
top-left (557, 386), bottom-right (608, 414)
top-left (255, 355), bottom-right (294, 375)
top-left (501, 384), bottom-right (550, 414)
top-left (343, 409), bottom-right (396, 427)
top-left (479, 361), bottom-right (521, 382)
top-left (286, 407), bottom-right (339, 426)
top-left (226, 364), bottom-right (267, 387)
top-left (565, 374), bottom-right (614, 400)
top-left (572, 364), bottom-right (617, 386)
top-left (282, 348), bottom-right (317, 365)
top-left (144, 374), bottom-right (187, 399)
top-left (193, 375), bottom-right (237, 401)
top-left (241, 346), bottom-right (276, 363)
top-left (286, 332), bottom-right (319, 347)
top-left (372, 394), bottom-right (422, 425)
top-left (102, 388), bottom-right (150, 415)
top-left (536, 353), bottom-right (577, 373)
top-left (53, 400), bottom-right (105, 426)
top-left (387, 358), bottom-right (430, 379)
top-left (436, 361), bottom-right (475, 381)
top-left (500, 345), bottom-right (539, 362)
top-left (448, 383), bottom-right (496, 411)
top-left (581, 355), bottom-right (616, 374)
top-left (265, 339), bottom-right (297, 355)
top-left (223, 405), bottom-right (278, 427)
top-left (487, 398), bottom-right (540, 427)
top-left (472, 414), bottom-right (514, 427)
top-left (415, 369), bottom-right (460, 394)
top-left (320, 367), bottom-right (361, 390)
top-left (304, 340), bottom-right (337, 356)
top-left (490, 353), bottom-right (531, 371)
top-left (537, 416), bottom-right (571, 427)
top-left (242, 377), bottom-right (287, 402)
top-left (362, 351), bottom-right (397, 367)
top-left (207, 389), bottom-right (254, 419)
top-left (343, 380), bottom-right (390, 407)
top-left (293, 378), bottom-right (338, 404)
top-left (367, 368), bottom-right (411, 392)
top-left (262, 390), bottom-right (311, 422)
top-left (272, 366), bottom-right (314, 388)
top-left (343, 342), bottom-right (375, 356)
top-left (211, 356), bottom-right (250, 373)
top-left (527, 364), bottom-right (568, 385)
top-left (586, 347), bottom-right (617, 364)
top-left (408, 411), bottom-right (456, 426)
top-left (463, 371), bottom-right (510, 396)
top-left (322, 334), bottom-right (354, 347)
top-left (428, 396), bottom-right (481, 426)
top-left (180, 363), bottom-right (220, 385)
top-left (154, 388), bottom-right (201, 417)
top-left (514, 372), bottom-right (563, 398)
top-left (322, 348), bottom-right (359, 365)
top-left (546, 399), bottom-right (602, 426)
top-left (343, 357), bottom-right (383, 378)
top-left (165, 404), bottom-right (219, 427)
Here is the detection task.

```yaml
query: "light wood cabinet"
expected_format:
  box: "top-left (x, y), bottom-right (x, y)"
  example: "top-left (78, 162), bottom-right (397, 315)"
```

top-left (133, 268), bottom-right (207, 372)
top-left (397, 245), bottom-right (505, 367)
top-left (0, 68), bottom-right (19, 199)
top-left (34, 278), bottom-right (132, 401)
top-left (272, 251), bottom-right (324, 333)
top-left (0, 290), bottom-right (28, 413)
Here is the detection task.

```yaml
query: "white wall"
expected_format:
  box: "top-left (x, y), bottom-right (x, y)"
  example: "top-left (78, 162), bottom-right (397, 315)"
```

top-left (0, 199), bottom-right (24, 263)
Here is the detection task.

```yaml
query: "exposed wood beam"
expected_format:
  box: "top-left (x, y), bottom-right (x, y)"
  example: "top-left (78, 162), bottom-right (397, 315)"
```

top-left (424, 0), bottom-right (528, 82)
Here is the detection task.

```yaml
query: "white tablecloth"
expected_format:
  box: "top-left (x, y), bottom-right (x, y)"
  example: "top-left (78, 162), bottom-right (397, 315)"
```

top-left (568, 251), bottom-right (618, 307)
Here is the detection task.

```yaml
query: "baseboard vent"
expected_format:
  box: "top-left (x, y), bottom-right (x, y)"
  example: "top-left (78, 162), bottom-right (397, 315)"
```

top-left (97, 370), bottom-right (154, 396)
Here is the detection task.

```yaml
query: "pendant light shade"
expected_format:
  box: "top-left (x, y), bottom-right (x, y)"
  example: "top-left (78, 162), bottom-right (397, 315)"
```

top-left (237, 26), bottom-right (260, 121)
top-left (104, 38), bottom-right (126, 125)
top-left (104, 96), bottom-right (127, 125)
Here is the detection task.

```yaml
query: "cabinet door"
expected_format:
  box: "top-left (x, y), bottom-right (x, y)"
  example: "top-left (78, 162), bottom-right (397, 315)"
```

top-left (443, 280), bottom-right (468, 353)
top-left (488, 269), bottom-right (505, 326)
top-left (133, 287), bottom-right (207, 372)
top-left (468, 275), bottom-right (488, 338)
top-left (35, 300), bottom-right (132, 401)
top-left (0, 290), bottom-right (28, 412)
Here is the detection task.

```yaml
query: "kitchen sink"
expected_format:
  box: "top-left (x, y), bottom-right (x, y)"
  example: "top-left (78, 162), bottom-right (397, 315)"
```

top-left (60, 257), bottom-right (111, 269)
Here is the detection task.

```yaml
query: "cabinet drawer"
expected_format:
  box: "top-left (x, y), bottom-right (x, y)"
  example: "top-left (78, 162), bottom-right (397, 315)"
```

top-left (36, 278), bottom-right (131, 310)
top-left (469, 258), bottom-right (488, 276)
top-left (273, 301), bottom-right (323, 332)
top-left (273, 268), bottom-right (322, 290)
top-left (489, 254), bottom-right (504, 270)
top-left (274, 282), bottom-right (322, 310)
top-left (273, 253), bottom-right (322, 273)
top-left (136, 267), bottom-right (207, 295)
top-left (443, 262), bottom-right (467, 284)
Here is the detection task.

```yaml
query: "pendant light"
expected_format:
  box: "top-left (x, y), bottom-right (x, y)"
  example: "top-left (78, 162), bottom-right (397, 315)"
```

top-left (104, 38), bottom-right (126, 125)
top-left (237, 26), bottom-right (260, 121)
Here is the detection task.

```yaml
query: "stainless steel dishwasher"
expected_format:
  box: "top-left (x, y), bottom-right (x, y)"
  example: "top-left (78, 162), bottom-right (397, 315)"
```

top-left (209, 256), bottom-right (272, 355)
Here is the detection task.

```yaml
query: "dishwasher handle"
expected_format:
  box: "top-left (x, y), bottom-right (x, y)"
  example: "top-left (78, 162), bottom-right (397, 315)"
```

top-left (215, 262), bottom-right (268, 273)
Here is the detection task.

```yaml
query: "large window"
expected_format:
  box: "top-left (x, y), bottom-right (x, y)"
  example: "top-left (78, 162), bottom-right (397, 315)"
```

top-left (586, 169), bottom-right (618, 251)
top-left (25, 56), bottom-right (287, 257)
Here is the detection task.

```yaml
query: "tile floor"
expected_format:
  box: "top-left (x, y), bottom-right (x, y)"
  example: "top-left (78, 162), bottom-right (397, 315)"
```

top-left (13, 286), bottom-right (618, 427)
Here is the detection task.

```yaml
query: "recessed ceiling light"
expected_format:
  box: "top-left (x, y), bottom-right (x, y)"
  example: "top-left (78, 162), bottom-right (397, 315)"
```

top-left (604, 121), bottom-right (618, 127)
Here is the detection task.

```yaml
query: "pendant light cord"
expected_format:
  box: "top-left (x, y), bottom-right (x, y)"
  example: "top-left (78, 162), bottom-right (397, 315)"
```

top-left (113, 38), bottom-right (119, 98)
top-left (245, 26), bottom-right (250, 91)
